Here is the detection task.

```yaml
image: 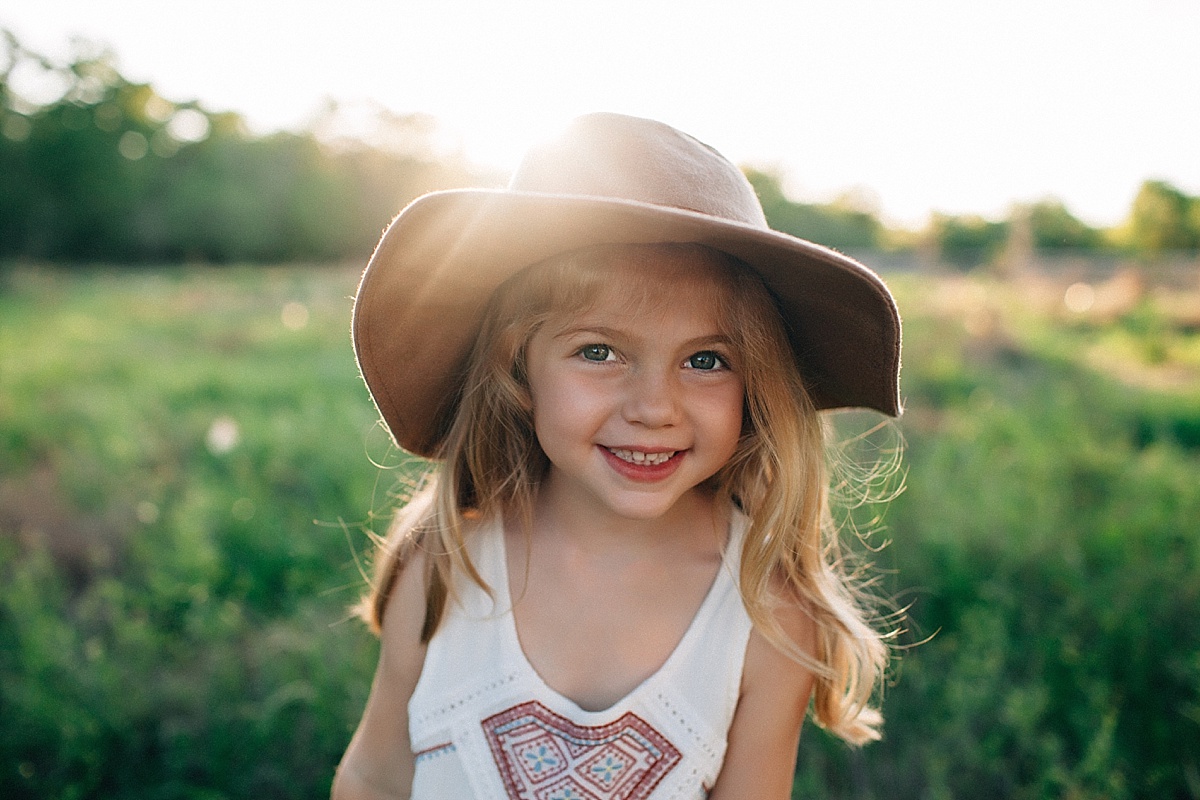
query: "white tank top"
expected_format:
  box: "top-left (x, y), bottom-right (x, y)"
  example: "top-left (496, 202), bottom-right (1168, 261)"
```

top-left (406, 511), bottom-right (754, 800)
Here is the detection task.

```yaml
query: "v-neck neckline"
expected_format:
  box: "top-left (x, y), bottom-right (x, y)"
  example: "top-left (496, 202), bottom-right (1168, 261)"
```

top-left (490, 512), bottom-right (743, 719)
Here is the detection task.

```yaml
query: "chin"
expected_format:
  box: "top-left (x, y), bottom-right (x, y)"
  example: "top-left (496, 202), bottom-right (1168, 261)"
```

top-left (602, 492), bottom-right (697, 523)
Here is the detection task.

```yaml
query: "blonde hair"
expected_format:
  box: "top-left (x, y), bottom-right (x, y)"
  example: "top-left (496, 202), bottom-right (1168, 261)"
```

top-left (360, 243), bottom-right (895, 745)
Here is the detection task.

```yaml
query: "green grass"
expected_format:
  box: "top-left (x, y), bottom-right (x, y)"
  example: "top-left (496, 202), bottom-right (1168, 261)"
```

top-left (0, 264), bottom-right (410, 799)
top-left (2, 264), bottom-right (1198, 799)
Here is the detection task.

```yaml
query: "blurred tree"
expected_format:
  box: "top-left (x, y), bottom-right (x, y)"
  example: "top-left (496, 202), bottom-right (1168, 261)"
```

top-left (1022, 199), bottom-right (1104, 250)
top-left (926, 212), bottom-right (1010, 270)
top-left (0, 29), bottom-right (484, 265)
top-left (744, 167), bottom-right (885, 251)
top-left (1121, 179), bottom-right (1200, 255)
top-left (5, 27), bottom-right (1194, 268)
top-left (4, 35), bottom-right (141, 259)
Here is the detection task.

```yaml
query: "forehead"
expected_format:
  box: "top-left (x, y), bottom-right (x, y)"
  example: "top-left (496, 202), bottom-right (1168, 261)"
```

top-left (555, 244), bottom-right (731, 321)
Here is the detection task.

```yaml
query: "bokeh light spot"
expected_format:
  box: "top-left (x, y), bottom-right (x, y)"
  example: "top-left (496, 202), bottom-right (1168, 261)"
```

top-left (118, 130), bottom-right (149, 160)
top-left (142, 94), bottom-right (175, 123)
top-left (1064, 282), bottom-right (1095, 314)
top-left (281, 301), bottom-right (310, 330)
top-left (206, 416), bottom-right (240, 455)
top-left (2, 115), bottom-right (32, 142)
top-left (136, 501), bottom-right (160, 524)
top-left (167, 108), bottom-right (211, 143)
top-left (7, 58), bottom-right (69, 106)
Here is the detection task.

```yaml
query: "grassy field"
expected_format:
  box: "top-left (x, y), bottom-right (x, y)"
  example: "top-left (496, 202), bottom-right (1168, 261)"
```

top-left (2, 262), bottom-right (1198, 799)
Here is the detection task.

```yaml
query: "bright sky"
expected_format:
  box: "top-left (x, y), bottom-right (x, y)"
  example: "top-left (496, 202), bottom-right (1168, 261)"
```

top-left (4, 0), bottom-right (1198, 228)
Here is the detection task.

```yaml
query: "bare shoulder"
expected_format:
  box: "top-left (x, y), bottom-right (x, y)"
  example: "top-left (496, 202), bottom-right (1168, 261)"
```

top-left (708, 590), bottom-right (818, 800)
top-left (377, 545), bottom-right (432, 662)
top-left (751, 590), bottom-right (819, 679)
top-left (331, 548), bottom-right (429, 800)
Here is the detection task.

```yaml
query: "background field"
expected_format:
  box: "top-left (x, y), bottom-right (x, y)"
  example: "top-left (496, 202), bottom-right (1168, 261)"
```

top-left (2, 261), bottom-right (1197, 799)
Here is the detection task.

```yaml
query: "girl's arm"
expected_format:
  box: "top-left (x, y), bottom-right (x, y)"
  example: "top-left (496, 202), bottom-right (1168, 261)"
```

top-left (331, 551), bottom-right (429, 800)
top-left (708, 600), bottom-right (818, 800)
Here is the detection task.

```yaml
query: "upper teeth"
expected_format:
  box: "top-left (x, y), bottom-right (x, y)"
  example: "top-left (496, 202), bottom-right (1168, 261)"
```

top-left (609, 448), bottom-right (676, 465)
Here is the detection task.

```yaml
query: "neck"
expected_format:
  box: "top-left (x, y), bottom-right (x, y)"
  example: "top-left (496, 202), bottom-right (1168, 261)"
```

top-left (528, 477), bottom-right (726, 557)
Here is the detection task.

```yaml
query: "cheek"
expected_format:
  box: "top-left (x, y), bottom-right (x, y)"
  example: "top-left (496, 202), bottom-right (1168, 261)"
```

top-left (528, 370), bottom-right (602, 445)
top-left (530, 371), bottom-right (575, 421)
top-left (702, 382), bottom-right (746, 452)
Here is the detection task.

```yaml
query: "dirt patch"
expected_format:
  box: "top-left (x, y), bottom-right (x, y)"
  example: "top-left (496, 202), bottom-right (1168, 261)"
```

top-left (0, 465), bottom-right (125, 589)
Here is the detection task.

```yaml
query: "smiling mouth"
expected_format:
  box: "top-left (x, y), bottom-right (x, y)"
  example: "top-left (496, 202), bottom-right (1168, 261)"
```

top-left (605, 448), bottom-right (678, 466)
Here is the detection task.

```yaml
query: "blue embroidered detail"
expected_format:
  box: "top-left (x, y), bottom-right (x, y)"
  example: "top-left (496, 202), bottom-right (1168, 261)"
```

top-left (524, 744), bottom-right (560, 773)
top-left (590, 754), bottom-right (626, 785)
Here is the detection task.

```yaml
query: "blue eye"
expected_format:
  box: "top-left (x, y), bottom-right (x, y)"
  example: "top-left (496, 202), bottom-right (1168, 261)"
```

top-left (687, 351), bottom-right (725, 370)
top-left (580, 344), bottom-right (612, 362)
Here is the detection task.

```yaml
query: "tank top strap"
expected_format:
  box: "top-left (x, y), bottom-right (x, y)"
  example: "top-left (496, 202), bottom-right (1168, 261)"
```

top-left (407, 517), bottom-right (524, 747)
top-left (643, 509), bottom-right (752, 719)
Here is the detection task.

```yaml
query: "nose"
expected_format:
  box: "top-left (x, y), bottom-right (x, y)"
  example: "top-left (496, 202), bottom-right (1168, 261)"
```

top-left (621, 368), bottom-right (681, 428)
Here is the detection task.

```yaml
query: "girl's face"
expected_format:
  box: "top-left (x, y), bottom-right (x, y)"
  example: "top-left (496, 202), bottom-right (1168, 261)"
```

top-left (523, 247), bottom-right (745, 524)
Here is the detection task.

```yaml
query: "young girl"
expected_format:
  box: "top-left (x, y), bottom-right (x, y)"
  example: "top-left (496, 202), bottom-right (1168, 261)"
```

top-left (334, 113), bottom-right (902, 800)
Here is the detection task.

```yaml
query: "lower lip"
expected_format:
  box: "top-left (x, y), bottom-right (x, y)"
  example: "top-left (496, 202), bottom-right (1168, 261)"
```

top-left (600, 447), bottom-right (685, 482)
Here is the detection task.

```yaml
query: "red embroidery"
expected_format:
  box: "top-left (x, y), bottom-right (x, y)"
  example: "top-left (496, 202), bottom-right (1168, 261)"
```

top-left (414, 741), bottom-right (455, 760)
top-left (483, 701), bottom-right (681, 800)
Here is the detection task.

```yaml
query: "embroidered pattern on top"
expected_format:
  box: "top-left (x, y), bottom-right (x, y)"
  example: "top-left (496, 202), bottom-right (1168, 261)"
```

top-left (482, 700), bottom-right (682, 800)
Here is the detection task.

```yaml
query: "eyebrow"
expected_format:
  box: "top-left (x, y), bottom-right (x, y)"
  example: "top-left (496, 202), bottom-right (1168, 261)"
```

top-left (554, 325), bottom-right (734, 350)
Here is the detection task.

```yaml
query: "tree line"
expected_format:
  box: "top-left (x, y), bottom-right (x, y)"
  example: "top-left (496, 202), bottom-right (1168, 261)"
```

top-left (0, 31), bottom-right (479, 264)
top-left (3, 29), bottom-right (1199, 267)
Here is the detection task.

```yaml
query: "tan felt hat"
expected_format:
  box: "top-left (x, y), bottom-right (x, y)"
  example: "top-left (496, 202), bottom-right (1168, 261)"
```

top-left (353, 113), bottom-right (902, 457)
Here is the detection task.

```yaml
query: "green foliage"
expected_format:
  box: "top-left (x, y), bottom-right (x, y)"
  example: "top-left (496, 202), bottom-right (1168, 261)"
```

top-left (745, 168), bottom-right (885, 251)
top-left (1120, 180), bottom-right (1200, 255)
top-left (926, 212), bottom-right (1011, 269)
top-left (0, 31), bottom-right (484, 265)
top-left (1024, 199), bottom-right (1104, 250)
top-left (793, 276), bottom-right (1200, 799)
top-left (4, 27), bottom-right (1196, 270)
top-left (0, 265), bottom-right (413, 798)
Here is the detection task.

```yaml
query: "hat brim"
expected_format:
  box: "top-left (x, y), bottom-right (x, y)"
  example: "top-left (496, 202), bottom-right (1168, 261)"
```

top-left (354, 188), bottom-right (902, 457)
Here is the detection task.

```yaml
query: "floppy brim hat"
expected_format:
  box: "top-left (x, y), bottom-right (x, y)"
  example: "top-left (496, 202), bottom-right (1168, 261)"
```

top-left (354, 113), bottom-right (902, 458)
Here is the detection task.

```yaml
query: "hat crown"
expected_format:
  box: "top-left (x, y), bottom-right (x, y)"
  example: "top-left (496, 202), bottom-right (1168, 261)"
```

top-left (508, 113), bottom-right (769, 229)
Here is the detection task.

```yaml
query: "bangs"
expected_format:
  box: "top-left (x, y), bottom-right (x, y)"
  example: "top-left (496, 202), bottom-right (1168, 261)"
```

top-left (509, 243), bottom-right (759, 340)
